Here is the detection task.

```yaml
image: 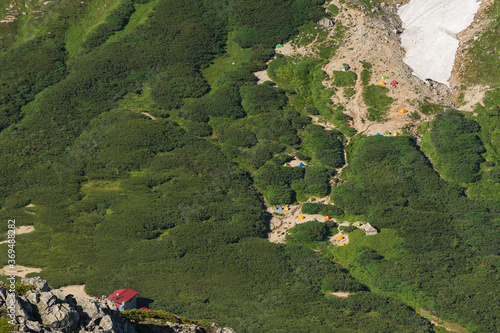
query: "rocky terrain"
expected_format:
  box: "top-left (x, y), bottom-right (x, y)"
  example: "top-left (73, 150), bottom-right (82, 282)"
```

top-left (0, 277), bottom-right (234, 333)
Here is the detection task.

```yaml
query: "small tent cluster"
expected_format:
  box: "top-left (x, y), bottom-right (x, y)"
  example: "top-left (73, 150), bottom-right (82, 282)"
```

top-left (277, 206), bottom-right (289, 211)
top-left (379, 74), bottom-right (398, 87)
top-left (375, 131), bottom-right (399, 137)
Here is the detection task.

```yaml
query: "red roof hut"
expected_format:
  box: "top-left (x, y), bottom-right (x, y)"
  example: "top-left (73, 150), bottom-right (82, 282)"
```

top-left (107, 289), bottom-right (138, 311)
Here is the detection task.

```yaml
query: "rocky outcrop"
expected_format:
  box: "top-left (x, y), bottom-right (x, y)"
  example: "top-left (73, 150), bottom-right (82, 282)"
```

top-left (1, 277), bottom-right (235, 333)
top-left (0, 284), bottom-right (135, 333)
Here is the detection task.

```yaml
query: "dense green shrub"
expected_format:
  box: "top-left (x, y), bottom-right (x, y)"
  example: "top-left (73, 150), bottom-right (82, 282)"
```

top-left (422, 110), bottom-right (485, 183)
top-left (207, 88), bottom-right (246, 118)
top-left (332, 70), bottom-right (357, 87)
top-left (295, 151), bottom-right (312, 161)
top-left (83, 0), bottom-right (135, 50)
top-left (285, 220), bottom-right (328, 246)
top-left (362, 85), bottom-right (393, 121)
top-left (360, 69), bottom-right (371, 86)
top-left (15, 284), bottom-right (36, 296)
top-left (229, 0), bottom-right (326, 47)
top-left (240, 85), bottom-right (288, 115)
top-left (306, 128), bottom-right (345, 168)
top-left (151, 66), bottom-right (210, 110)
top-left (332, 135), bottom-right (500, 331)
top-left (328, 4), bottom-right (340, 15)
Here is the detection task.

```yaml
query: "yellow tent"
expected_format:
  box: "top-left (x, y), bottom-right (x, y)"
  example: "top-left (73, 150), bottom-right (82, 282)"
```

top-left (379, 81), bottom-right (386, 86)
top-left (284, 206), bottom-right (289, 211)
top-left (298, 215), bottom-right (305, 220)
top-left (341, 243), bottom-right (346, 247)
top-left (393, 132), bottom-right (399, 136)
top-left (399, 108), bottom-right (408, 114)
top-left (337, 235), bottom-right (343, 240)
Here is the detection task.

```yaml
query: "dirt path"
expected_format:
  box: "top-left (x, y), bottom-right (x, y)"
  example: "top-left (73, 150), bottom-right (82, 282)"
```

top-left (417, 308), bottom-right (469, 333)
top-left (0, 265), bottom-right (43, 277)
top-left (141, 112), bottom-right (156, 120)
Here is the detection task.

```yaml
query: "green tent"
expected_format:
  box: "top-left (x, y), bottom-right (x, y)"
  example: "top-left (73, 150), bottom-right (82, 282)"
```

top-left (381, 75), bottom-right (388, 80)
top-left (276, 44), bottom-right (283, 48)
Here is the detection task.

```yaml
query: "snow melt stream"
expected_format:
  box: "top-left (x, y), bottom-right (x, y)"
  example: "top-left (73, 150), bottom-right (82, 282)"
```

top-left (398, 0), bottom-right (481, 86)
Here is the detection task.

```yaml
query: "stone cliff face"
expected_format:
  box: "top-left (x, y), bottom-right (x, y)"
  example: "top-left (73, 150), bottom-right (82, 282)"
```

top-left (0, 277), bottom-right (234, 333)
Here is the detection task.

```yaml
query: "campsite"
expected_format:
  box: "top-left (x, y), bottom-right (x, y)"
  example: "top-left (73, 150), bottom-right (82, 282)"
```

top-left (0, 0), bottom-right (499, 331)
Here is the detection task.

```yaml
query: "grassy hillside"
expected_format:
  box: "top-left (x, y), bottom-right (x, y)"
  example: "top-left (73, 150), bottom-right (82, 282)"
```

top-left (1, 0), bottom-right (500, 331)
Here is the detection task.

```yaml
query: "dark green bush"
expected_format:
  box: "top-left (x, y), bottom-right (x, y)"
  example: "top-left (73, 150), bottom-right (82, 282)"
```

top-left (332, 70), bottom-right (357, 87)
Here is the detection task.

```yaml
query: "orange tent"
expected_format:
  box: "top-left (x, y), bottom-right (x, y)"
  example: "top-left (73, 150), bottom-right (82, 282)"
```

top-left (379, 81), bottom-right (386, 86)
top-left (399, 108), bottom-right (408, 114)
top-left (298, 215), bottom-right (305, 220)
top-left (324, 216), bottom-right (331, 221)
top-left (337, 235), bottom-right (343, 240)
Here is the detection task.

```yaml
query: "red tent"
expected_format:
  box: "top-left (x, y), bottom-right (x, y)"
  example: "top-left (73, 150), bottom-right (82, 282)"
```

top-left (391, 80), bottom-right (398, 85)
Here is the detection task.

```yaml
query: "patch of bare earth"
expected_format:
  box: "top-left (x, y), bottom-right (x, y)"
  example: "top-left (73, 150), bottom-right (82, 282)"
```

top-left (254, 70), bottom-right (271, 84)
top-left (0, 265), bottom-right (43, 277)
top-left (330, 291), bottom-right (351, 298)
top-left (267, 203), bottom-right (333, 244)
top-left (0, 226), bottom-right (35, 244)
top-left (54, 284), bottom-right (90, 299)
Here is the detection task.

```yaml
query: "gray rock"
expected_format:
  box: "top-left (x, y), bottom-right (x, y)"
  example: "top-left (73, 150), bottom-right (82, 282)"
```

top-left (220, 328), bottom-right (236, 333)
top-left (40, 303), bottom-right (80, 331)
top-left (21, 277), bottom-right (50, 292)
top-left (317, 18), bottom-right (334, 28)
top-left (16, 297), bottom-right (33, 319)
top-left (25, 319), bottom-right (43, 332)
top-left (76, 298), bottom-right (104, 320)
top-left (26, 290), bottom-right (40, 305)
top-left (97, 315), bottom-right (113, 332)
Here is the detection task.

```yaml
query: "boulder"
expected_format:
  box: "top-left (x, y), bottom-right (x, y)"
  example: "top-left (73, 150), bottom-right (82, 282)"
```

top-left (25, 319), bottom-right (43, 332)
top-left (40, 303), bottom-right (80, 331)
top-left (76, 297), bottom-right (104, 320)
top-left (97, 315), bottom-right (113, 332)
top-left (317, 18), bottom-right (334, 28)
top-left (21, 277), bottom-right (50, 292)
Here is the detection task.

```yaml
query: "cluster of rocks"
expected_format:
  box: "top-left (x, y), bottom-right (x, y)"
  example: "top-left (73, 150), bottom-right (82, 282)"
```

top-left (0, 277), bottom-right (235, 333)
top-left (0, 277), bottom-right (135, 332)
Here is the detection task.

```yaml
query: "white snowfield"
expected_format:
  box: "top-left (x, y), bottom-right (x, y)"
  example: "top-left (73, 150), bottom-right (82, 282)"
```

top-left (398, 0), bottom-right (481, 86)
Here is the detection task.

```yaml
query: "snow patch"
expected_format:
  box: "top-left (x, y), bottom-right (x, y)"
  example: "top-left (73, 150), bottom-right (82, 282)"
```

top-left (398, 0), bottom-right (481, 86)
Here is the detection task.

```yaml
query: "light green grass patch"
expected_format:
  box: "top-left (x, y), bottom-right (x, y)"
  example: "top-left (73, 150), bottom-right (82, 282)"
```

top-left (202, 31), bottom-right (253, 87)
top-left (116, 84), bottom-right (155, 112)
top-left (329, 228), bottom-right (405, 265)
top-left (105, 0), bottom-right (155, 44)
top-left (64, 0), bottom-right (125, 58)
